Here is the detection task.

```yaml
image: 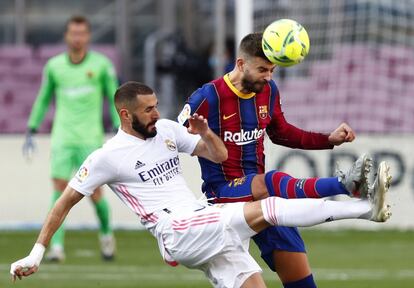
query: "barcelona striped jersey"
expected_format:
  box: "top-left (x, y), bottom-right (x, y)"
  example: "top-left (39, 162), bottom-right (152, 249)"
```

top-left (178, 74), bottom-right (332, 191)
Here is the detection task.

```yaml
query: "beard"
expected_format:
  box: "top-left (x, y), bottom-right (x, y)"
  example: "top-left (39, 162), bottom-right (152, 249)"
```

top-left (241, 75), bottom-right (267, 93)
top-left (132, 114), bottom-right (157, 139)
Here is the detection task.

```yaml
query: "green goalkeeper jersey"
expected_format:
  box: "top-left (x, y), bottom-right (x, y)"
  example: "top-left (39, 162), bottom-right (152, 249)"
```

top-left (27, 51), bottom-right (120, 147)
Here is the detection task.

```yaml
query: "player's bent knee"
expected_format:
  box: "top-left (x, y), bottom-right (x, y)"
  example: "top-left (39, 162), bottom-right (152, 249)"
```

top-left (251, 174), bottom-right (271, 200)
top-left (243, 201), bottom-right (271, 233)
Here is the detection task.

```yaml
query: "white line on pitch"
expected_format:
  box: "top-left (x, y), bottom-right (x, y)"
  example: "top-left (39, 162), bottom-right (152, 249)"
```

top-left (2, 264), bottom-right (414, 281)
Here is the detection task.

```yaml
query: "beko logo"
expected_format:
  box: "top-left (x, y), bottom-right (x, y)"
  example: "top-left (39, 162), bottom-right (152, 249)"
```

top-left (223, 128), bottom-right (265, 145)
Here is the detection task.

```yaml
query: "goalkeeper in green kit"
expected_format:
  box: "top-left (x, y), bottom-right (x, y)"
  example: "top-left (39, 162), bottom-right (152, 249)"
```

top-left (23, 15), bottom-right (118, 262)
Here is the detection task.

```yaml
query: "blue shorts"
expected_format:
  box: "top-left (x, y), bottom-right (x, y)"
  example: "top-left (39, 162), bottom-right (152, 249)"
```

top-left (203, 174), bottom-right (306, 271)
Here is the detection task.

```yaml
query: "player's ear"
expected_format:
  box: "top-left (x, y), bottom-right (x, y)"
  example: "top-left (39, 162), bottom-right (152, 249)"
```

top-left (236, 58), bottom-right (244, 72)
top-left (119, 108), bottom-right (131, 122)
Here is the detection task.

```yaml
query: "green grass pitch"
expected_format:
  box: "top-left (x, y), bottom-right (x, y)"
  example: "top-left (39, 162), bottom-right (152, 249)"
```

top-left (1, 229), bottom-right (413, 288)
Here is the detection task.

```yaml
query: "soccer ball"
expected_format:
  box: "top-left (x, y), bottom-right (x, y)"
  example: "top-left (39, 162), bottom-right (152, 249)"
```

top-left (262, 19), bottom-right (310, 67)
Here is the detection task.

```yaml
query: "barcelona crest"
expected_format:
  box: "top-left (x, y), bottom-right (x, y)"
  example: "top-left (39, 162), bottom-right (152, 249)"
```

top-left (258, 105), bottom-right (268, 119)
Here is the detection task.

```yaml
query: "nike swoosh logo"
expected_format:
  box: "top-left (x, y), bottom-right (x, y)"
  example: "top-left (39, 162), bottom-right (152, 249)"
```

top-left (223, 113), bottom-right (237, 120)
top-left (235, 139), bottom-right (256, 145)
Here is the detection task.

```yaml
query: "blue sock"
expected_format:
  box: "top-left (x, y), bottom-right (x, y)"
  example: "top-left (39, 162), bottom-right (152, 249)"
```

top-left (284, 274), bottom-right (317, 288)
top-left (314, 177), bottom-right (349, 197)
top-left (265, 170), bottom-right (348, 199)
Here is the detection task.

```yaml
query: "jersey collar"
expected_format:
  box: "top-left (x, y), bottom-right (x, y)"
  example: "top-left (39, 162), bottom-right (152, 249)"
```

top-left (66, 51), bottom-right (89, 65)
top-left (223, 74), bottom-right (256, 99)
top-left (117, 128), bottom-right (146, 144)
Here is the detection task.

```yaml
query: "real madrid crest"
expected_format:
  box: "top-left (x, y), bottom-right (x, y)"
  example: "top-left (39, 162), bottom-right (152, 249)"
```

top-left (258, 105), bottom-right (268, 119)
top-left (165, 139), bottom-right (176, 151)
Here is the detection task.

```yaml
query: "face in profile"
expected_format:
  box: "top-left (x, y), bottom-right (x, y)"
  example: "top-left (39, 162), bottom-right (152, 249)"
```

top-left (131, 113), bottom-right (158, 138)
top-left (65, 22), bottom-right (90, 52)
top-left (130, 94), bottom-right (160, 139)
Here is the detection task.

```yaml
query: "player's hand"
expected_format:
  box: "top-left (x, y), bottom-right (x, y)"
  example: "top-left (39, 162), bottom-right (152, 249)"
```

top-left (22, 131), bottom-right (36, 161)
top-left (10, 256), bottom-right (39, 282)
top-left (187, 113), bottom-right (209, 136)
top-left (10, 243), bottom-right (45, 282)
top-left (328, 122), bottom-right (355, 145)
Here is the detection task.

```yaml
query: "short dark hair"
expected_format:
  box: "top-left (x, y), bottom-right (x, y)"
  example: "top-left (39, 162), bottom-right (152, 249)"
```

top-left (65, 15), bottom-right (91, 32)
top-left (114, 81), bottom-right (154, 112)
top-left (239, 32), bottom-right (268, 61)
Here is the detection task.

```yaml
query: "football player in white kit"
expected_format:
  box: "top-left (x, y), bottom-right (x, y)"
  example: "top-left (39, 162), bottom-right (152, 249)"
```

top-left (11, 81), bottom-right (392, 288)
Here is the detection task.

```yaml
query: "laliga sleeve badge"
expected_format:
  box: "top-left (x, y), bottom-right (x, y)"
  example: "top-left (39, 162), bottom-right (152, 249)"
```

top-left (177, 104), bottom-right (191, 125)
top-left (76, 166), bottom-right (89, 182)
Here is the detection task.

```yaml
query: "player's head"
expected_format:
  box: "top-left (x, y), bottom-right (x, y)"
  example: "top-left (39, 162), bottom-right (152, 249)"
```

top-left (236, 32), bottom-right (276, 93)
top-left (114, 81), bottom-right (160, 139)
top-left (64, 15), bottom-right (91, 52)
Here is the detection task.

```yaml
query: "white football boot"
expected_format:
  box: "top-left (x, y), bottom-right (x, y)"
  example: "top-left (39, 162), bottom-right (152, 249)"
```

top-left (45, 245), bottom-right (65, 263)
top-left (369, 161), bottom-right (392, 222)
top-left (336, 153), bottom-right (372, 198)
top-left (100, 234), bottom-right (116, 261)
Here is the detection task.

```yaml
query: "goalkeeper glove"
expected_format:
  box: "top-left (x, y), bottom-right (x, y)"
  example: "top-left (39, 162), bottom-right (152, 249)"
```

top-left (22, 129), bottom-right (37, 161)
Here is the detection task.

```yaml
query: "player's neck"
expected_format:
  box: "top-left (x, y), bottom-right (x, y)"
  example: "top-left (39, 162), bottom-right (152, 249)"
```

top-left (68, 49), bottom-right (87, 64)
top-left (227, 70), bottom-right (251, 94)
top-left (227, 71), bottom-right (242, 90)
top-left (120, 125), bottom-right (146, 140)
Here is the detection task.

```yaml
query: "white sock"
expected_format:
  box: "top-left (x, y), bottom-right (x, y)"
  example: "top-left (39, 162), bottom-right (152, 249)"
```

top-left (261, 197), bottom-right (372, 227)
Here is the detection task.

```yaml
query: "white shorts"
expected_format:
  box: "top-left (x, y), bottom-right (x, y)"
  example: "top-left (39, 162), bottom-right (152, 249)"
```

top-left (154, 202), bottom-right (261, 288)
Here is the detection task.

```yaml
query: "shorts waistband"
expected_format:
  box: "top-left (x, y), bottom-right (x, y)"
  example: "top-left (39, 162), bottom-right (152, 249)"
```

top-left (161, 203), bottom-right (208, 215)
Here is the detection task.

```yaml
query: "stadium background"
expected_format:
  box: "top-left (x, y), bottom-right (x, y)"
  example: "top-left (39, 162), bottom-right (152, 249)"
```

top-left (1, 0), bottom-right (413, 287)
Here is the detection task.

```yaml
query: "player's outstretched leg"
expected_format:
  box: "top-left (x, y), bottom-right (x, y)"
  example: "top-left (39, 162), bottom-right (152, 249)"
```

top-left (243, 161), bottom-right (392, 233)
top-left (368, 161), bottom-right (392, 222)
top-left (264, 154), bottom-right (371, 199)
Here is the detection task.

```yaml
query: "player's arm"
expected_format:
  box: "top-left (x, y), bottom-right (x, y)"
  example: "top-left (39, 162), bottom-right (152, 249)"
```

top-left (11, 150), bottom-right (112, 281)
top-left (189, 114), bottom-right (227, 163)
top-left (10, 186), bottom-right (84, 281)
top-left (177, 86), bottom-right (210, 126)
top-left (266, 92), bottom-right (336, 149)
top-left (37, 186), bottom-right (84, 248)
top-left (27, 62), bottom-right (55, 132)
top-left (267, 105), bottom-right (355, 148)
top-left (102, 58), bottom-right (120, 129)
top-left (267, 112), bottom-right (333, 149)
top-left (22, 62), bottom-right (55, 159)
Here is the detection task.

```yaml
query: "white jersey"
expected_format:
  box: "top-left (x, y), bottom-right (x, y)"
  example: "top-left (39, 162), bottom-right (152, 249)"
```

top-left (69, 119), bottom-right (262, 285)
top-left (69, 119), bottom-right (201, 230)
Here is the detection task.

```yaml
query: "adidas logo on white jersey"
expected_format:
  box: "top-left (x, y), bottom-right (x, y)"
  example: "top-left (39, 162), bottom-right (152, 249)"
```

top-left (135, 160), bottom-right (145, 169)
